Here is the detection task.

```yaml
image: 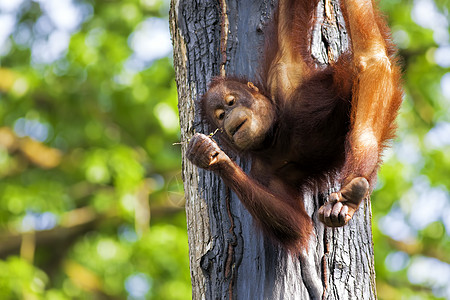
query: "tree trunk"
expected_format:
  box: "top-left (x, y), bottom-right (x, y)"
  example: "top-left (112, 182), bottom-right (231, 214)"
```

top-left (169, 0), bottom-right (377, 299)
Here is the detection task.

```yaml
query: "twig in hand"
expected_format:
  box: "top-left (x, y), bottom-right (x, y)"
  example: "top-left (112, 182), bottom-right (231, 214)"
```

top-left (172, 128), bottom-right (222, 146)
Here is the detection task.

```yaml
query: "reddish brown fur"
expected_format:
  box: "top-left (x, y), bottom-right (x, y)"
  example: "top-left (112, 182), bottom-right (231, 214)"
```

top-left (188, 0), bottom-right (402, 252)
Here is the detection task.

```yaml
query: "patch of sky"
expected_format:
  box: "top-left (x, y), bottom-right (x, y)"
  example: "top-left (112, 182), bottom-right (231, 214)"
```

top-left (412, 0), bottom-right (450, 71)
top-left (118, 225), bottom-right (139, 243)
top-left (434, 46), bottom-right (450, 68)
top-left (126, 17), bottom-right (172, 72)
top-left (22, 211), bottom-right (58, 232)
top-left (31, 0), bottom-right (93, 64)
top-left (424, 121), bottom-right (450, 150)
top-left (385, 251), bottom-right (410, 272)
top-left (31, 30), bottom-right (71, 64)
top-left (0, 0), bottom-right (24, 13)
top-left (441, 73), bottom-right (450, 100)
top-left (392, 28), bottom-right (410, 49)
top-left (393, 134), bottom-right (423, 166)
top-left (13, 21), bottom-right (33, 49)
top-left (382, 175), bottom-right (450, 240)
top-left (0, 14), bottom-right (16, 56)
top-left (125, 273), bottom-right (152, 299)
top-left (412, 0), bottom-right (449, 45)
top-left (407, 256), bottom-right (450, 299)
top-left (379, 205), bottom-right (417, 241)
top-left (407, 176), bottom-right (449, 230)
top-left (14, 117), bottom-right (51, 142)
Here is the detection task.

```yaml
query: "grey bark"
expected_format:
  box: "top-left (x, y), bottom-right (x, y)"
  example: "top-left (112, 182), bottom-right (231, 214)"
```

top-left (169, 0), bottom-right (377, 299)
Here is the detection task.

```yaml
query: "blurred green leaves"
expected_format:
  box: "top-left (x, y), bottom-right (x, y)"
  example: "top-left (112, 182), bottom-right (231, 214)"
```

top-left (373, 1), bottom-right (450, 298)
top-left (0, 0), bottom-right (188, 299)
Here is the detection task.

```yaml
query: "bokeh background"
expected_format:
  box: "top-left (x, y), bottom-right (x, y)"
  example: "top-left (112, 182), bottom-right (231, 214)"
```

top-left (0, 0), bottom-right (449, 299)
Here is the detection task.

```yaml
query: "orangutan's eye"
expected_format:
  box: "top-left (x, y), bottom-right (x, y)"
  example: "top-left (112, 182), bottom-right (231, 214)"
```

top-left (215, 109), bottom-right (225, 120)
top-left (225, 95), bottom-right (236, 106)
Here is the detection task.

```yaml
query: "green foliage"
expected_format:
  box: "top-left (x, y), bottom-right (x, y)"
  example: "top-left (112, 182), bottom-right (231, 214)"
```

top-left (373, 1), bottom-right (450, 299)
top-left (0, 0), bottom-right (188, 298)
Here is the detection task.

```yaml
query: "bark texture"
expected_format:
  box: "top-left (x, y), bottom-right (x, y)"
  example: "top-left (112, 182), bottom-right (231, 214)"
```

top-left (169, 0), bottom-right (377, 299)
